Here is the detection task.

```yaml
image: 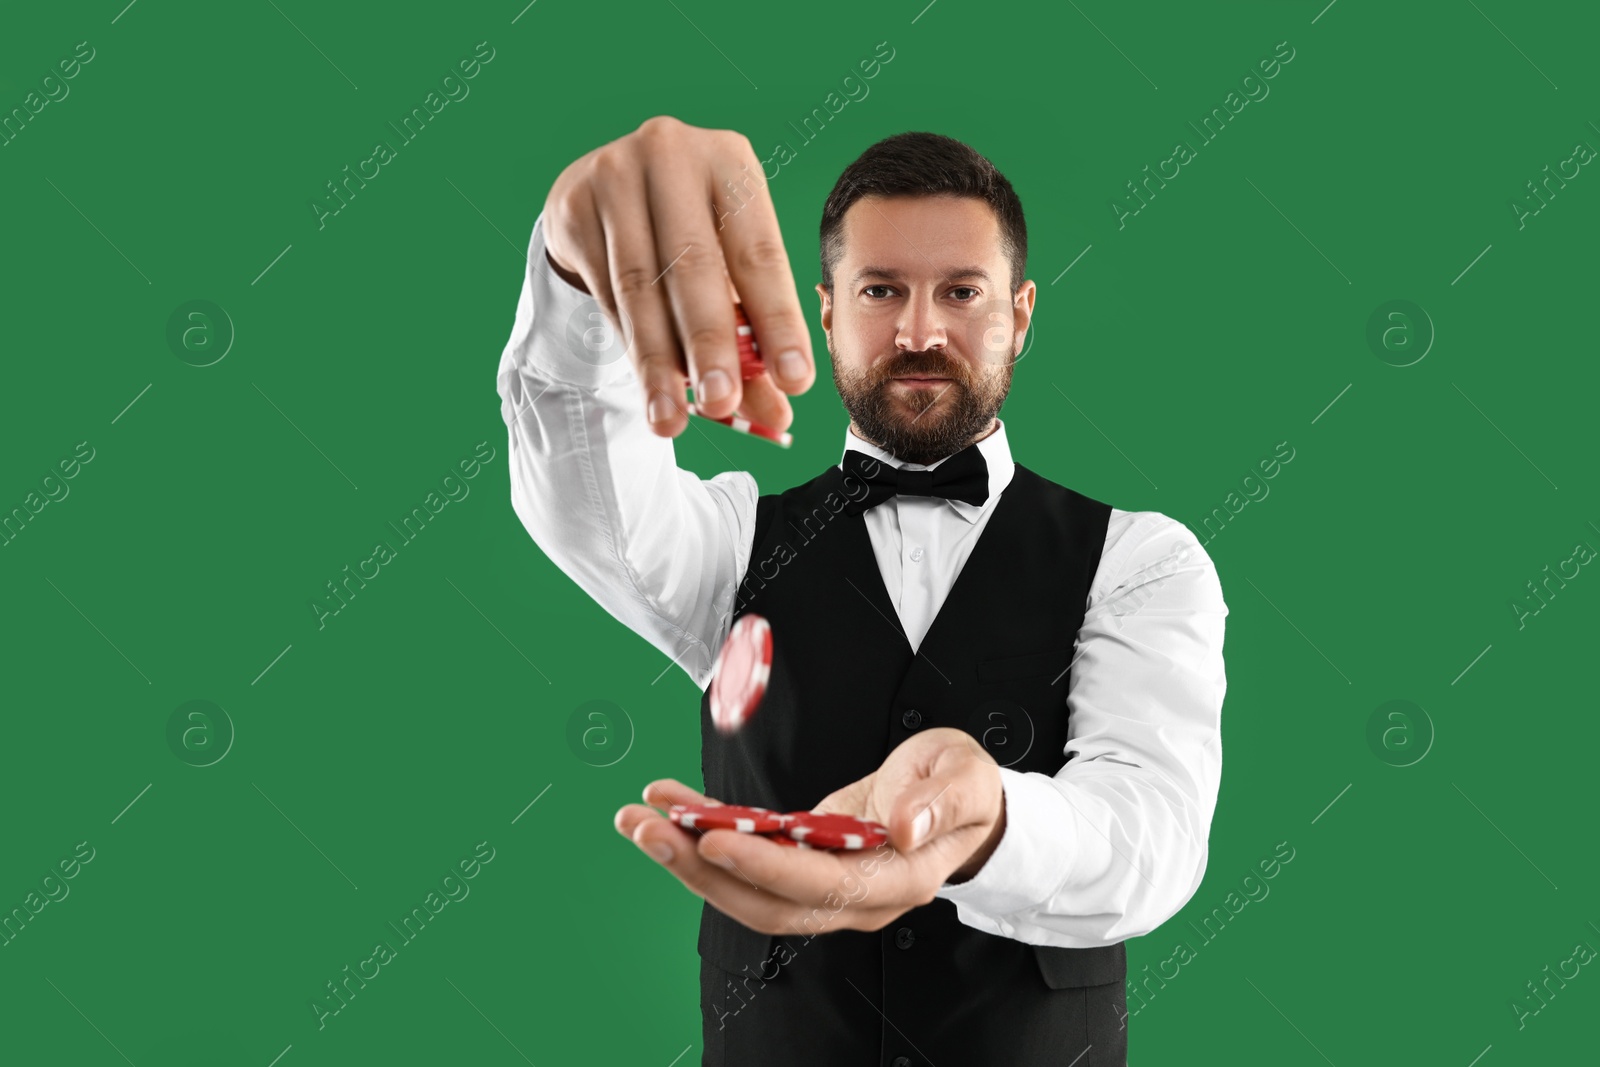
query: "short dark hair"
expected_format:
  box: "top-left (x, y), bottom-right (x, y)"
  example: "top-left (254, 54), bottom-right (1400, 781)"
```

top-left (819, 131), bottom-right (1027, 296)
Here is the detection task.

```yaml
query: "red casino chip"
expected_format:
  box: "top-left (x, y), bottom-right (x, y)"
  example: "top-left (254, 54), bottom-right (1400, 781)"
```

top-left (706, 414), bottom-right (791, 448)
top-left (769, 834), bottom-right (812, 849)
top-left (669, 803), bottom-right (790, 834)
top-left (688, 303), bottom-right (792, 448)
top-left (784, 813), bottom-right (889, 850)
top-left (709, 613), bottom-right (771, 736)
top-left (734, 303), bottom-right (764, 381)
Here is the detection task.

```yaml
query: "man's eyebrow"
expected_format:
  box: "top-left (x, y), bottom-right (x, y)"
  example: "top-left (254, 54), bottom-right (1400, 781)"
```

top-left (849, 266), bottom-right (993, 285)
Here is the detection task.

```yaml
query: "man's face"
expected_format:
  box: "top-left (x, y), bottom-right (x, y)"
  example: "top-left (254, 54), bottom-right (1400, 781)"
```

top-left (816, 194), bottom-right (1036, 466)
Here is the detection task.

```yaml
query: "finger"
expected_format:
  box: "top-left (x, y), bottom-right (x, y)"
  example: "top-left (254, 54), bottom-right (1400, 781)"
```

top-left (698, 832), bottom-right (939, 929)
top-left (643, 137), bottom-right (742, 421)
top-left (697, 825), bottom-right (908, 908)
top-left (641, 778), bottom-right (715, 810)
top-left (692, 834), bottom-right (915, 934)
top-left (733, 371), bottom-right (794, 433)
top-left (721, 270), bottom-right (799, 430)
top-left (888, 761), bottom-right (998, 853)
top-left (614, 803), bottom-right (699, 862)
top-left (711, 139), bottom-right (816, 394)
top-left (591, 147), bottom-right (691, 438)
top-left (693, 829), bottom-right (851, 906)
top-left (630, 819), bottom-right (818, 935)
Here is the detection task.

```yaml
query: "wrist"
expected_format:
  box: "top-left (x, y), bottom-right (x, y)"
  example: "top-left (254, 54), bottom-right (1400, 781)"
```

top-left (544, 246), bottom-right (589, 293)
top-left (948, 789), bottom-right (1007, 885)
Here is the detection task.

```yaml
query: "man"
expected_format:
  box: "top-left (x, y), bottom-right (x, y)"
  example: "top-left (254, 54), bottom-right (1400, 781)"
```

top-left (496, 116), bottom-right (1227, 1066)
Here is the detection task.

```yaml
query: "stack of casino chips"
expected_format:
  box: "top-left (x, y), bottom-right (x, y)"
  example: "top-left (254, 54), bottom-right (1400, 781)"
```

top-left (668, 804), bottom-right (890, 851)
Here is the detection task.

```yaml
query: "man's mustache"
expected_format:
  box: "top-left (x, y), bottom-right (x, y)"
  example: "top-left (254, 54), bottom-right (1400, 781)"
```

top-left (873, 353), bottom-right (967, 384)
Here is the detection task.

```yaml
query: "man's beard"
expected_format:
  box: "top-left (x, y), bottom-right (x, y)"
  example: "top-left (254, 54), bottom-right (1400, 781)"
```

top-left (830, 339), bottom-right (1014, 466)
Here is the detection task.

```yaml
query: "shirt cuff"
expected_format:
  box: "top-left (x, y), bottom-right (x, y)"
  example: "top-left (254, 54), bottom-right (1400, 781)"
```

top-left (934, 766), bottom-right (1113, 920)
top-left (505, 212), bottom-right (639, 391)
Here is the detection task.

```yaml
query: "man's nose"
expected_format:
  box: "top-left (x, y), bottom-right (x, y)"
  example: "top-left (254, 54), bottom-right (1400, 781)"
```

top-left (896, 291), bottom-right (949, 352)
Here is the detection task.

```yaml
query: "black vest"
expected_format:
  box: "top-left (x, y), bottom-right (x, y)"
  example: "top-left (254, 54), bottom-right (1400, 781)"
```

top-left (697, 457), bottom-right (1125, 1063)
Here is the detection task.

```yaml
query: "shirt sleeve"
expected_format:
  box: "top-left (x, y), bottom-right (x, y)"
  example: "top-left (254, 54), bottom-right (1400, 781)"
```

top-left (934, 510), bottom-right (1227, 948)
top-left (494, 211), bottom-right (758, 690)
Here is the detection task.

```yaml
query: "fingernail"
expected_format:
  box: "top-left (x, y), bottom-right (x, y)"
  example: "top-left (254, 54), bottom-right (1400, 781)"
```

top-left (647, 842), bottom-right (675, 864)
top-left (706, 849), bottom-right (736, 869)
top-left (697, 369), bottom-right (732, 404)
top-left (778, 349), bottom-right (806, 381)
top-left (912, 809), bottom-right (933, 847)
top-left (648, 392), bottom-right (676, 424)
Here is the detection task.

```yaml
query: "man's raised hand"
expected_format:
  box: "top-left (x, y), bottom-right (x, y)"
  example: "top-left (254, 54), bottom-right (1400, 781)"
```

top-left (540, 115), bottom-right (817, 437)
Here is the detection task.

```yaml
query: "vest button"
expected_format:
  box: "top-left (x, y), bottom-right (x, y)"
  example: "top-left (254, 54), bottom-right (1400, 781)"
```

top-left (895, 926), bottom-right (916, 950)
top-left (901, 708), bottom-right (922, 730)
top-left (893, 1058), bottom-right (913, 1067)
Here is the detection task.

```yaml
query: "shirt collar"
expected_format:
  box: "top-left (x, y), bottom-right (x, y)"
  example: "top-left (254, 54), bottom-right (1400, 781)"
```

top-left (837, 418), bottom-right (1015, 524)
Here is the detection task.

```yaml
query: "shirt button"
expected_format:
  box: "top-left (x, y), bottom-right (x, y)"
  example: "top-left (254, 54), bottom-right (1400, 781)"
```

top-left (901, 708), bottom-right (922, 730)
top-left (895, 927), bottom-right (916, 950)
top-left (893, 1058), bottom-right (913, 1067)
top-left (909, 546), bottom-right (924, 563)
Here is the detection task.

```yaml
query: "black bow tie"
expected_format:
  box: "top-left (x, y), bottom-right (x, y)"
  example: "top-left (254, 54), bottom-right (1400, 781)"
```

top-left (841, 443), bottom-right (990, 516)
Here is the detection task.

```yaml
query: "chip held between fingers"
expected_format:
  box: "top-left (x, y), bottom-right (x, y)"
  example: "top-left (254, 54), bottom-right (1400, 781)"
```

top-left (689, 304), bottom-right (794, 446)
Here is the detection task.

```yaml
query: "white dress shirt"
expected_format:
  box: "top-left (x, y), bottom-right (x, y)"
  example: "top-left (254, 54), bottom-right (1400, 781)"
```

top-left (496, 212), bottom-right (1228, 949)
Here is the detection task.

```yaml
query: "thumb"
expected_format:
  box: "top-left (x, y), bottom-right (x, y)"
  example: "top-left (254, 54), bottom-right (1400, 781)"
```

top-left (891, 772), bottom-right (989, 853)
top-left (811, 774), bottom-right (872, 816)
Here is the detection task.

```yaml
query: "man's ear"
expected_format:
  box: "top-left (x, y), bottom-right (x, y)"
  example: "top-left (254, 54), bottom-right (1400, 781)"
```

top-left (1012, 280), bottom-right (1037, 357)
top-left (815, 283), bottom-right (833, 333)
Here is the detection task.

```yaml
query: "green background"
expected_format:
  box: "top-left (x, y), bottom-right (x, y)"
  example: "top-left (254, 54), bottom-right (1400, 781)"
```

top-left (2, 0), bottom-right (1595, 1063)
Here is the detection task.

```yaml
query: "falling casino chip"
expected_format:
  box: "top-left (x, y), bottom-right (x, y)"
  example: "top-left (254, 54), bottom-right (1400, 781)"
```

top-left (708, 613), bottom-right (771, 736)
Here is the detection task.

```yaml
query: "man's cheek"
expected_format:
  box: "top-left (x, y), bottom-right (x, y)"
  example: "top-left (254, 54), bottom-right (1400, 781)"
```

top-left (976, 308), bottom-right (1014, 366)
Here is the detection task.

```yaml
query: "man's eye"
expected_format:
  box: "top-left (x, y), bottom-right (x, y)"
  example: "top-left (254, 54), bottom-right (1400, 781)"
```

top-left (864, 285), bottom-right (894, 299)
top-left (951, 287), bottom-right (979, 301)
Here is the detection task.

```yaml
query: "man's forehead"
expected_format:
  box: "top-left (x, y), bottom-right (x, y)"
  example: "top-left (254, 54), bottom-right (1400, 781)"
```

top-left (838, 195), bottom-right (1003, 275)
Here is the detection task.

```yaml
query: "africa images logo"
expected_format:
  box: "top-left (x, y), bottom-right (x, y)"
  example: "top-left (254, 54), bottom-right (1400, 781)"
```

top-left (1111, 40), bottom-right (1297, 229)
top-left (309, 42), bottom-right (496, 230)
top-left (308, 441), bottom-right (496, 629)
top-left (309, 842), bottom-right (496, 1030)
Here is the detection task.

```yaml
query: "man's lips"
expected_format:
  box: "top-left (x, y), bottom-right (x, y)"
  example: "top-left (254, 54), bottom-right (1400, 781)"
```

top-left (892, 376), bottom-right (952, 392)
